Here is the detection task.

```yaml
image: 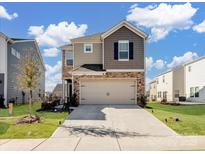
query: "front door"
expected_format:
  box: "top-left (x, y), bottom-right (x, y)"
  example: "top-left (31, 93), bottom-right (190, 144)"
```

top-left (0, 74), bottom-right (4, 98)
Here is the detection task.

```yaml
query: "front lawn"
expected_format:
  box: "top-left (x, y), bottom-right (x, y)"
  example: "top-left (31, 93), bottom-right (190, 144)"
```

top-left (0, 103), bottom-right (68, 139)
top-left (147, 102), bottom-right (205, 135)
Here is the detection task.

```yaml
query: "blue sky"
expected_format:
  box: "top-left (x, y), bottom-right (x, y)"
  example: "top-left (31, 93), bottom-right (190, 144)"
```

top-left (0, 2), bottom-right (205, 91)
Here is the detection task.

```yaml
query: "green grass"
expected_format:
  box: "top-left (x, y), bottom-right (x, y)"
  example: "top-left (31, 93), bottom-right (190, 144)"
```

top-left (0, 103), bottom-right (68, 139)
top-left (147, 102), bottom-right (205, 135)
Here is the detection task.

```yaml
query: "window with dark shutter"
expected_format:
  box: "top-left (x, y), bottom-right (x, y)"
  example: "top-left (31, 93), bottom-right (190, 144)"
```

top-left (129, 42), bottom-right (134, 59)
top-left (118, 40), bottom-right (129, 61)
top-left (114, 42), bottom-right (118, 60)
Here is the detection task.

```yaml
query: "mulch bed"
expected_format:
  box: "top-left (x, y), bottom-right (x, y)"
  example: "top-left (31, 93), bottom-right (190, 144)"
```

top-left (16, 115), bottom-right (40, 124)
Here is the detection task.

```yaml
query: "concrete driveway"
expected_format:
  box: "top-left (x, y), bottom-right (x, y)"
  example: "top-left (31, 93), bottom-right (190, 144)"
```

top-left (52, 105), bottom-right (176, 138)
top-left (36, 105), bottom-right (177, 150)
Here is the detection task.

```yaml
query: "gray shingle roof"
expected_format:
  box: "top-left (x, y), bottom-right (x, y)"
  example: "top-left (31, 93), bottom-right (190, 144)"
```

top-left (71, 32), bottom-right (104, 43)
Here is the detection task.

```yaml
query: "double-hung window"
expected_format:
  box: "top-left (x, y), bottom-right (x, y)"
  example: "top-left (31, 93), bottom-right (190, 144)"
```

top-left (190, 87), bottom-right (200, 98)
top-left (190, 87), bottom-right (195, 97)
top-left (84, 44), bottom-right (93, 53)
top-left (65, 51), bottom-right (73, 66)
top-left (118, 40), bottom-right (129, 61)
top-left (195, 87), bottom-right (199, 97)
top-left (11, 48), bottom-right (20, 59)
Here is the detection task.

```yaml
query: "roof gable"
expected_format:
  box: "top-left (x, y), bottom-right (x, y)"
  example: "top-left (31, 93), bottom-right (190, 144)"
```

top-left (101, 21), bottom-right (148, 40)
top-left (71, 32), bottom-right (103, 43)
top-left (0, 32), bottom-right (14, 43)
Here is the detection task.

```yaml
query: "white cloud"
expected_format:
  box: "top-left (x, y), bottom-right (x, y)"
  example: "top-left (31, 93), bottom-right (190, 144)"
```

top-left (146, 77), bottom-right (152, 85)
top-left (145, 76), bottom-right (153, 91)
top-left (28, 21), bottom-right (87, 91)
top-left (154, 59), bottom-right (166, 69)
top-left (45, 61), bottom-right (62, 91)
top-left (43, 48), bottom-right (59, 57)
top-left (45, 61), bottom-right (61, 77)
top-left (193, 20), bottom-right (205, 33)
top-left (28, 26), bottom-right (44, 36)
top-left (0, 5), bottom-right (18, 20)
top-left (146, 57), bottom-right (154, 70)
top-left (146, 57), bottom-right (166, 71)
top-left (28, 21), bottom-right (88, 47)
top-left (167, 51), bottom-right (198, 68)
top-left (126, 3), bottom-right (198, 42)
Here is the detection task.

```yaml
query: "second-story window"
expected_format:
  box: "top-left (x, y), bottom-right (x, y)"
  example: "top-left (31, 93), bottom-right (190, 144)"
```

top-left (11, 48), bottom-right (20, 59)
top-left (118, 40), bottom-right (129, 61)
top-left (65, 51), bottom-right (73, 66)
top-left (84, 44), bottom-right (93, 53)
top-left (163, 76), bottom-right (165, 83)
top-left (188, 66), bottom-right (192, 72)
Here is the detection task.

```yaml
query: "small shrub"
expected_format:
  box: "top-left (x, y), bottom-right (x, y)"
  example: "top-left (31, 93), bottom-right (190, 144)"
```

top-left (70, 93), bottom-right (78, 107)
top-left (161, 98), bottom-right (167, 104)
top-left (0, 96), bottom-right (6, 108)
top-left (179, 96), bottom-right (186, 102)
top-left (137, 95), bottom-right (147, 108)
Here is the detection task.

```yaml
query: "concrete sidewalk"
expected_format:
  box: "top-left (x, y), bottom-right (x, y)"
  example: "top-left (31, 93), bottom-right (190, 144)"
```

top-left (1, 136), bottom-right (205, 151)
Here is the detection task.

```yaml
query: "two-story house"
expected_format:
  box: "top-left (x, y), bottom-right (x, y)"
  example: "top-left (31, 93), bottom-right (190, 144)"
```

top-left (61, 21), bottom-right (148, 105)
top-left (149, 80), bottom-right (157, 101)
top-left (155, 66), bottom-right (185, 102)
top-left (0, 32), bottom-right (45, 106)
top-left (153, 56), bottom-right (205, 103)
top-left (184, 56), bottom-right (205, 102)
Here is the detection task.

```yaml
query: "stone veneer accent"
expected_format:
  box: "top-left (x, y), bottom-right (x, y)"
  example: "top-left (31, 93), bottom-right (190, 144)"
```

top-left (73, 72), bottom-right (145, 104)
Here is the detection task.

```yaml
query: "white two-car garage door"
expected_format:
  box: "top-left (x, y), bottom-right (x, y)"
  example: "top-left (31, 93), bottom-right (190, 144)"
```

top-left (80, 79), bottom-right (136, 104)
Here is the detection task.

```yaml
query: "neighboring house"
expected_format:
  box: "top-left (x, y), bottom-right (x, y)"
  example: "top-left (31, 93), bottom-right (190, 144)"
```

top-left (154, 56), bottom-right (205, 103)
top-left (52, 84), bottom-right (63, 98)
top-left (0, 32), bottom-right (45, 106)
top-left (61, 21), bottom-right (148, 104)
top-left (52, 84), bottom-right (63, 97)
top-left (149, 80), bottom-right (157, 101)
top-left (184, 56), bottom-right (205, 102)
top-left (155, 66), bottom-right (184, 102)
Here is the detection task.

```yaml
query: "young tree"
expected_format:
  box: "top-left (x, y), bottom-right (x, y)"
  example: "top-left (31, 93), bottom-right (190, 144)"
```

top-left (17, 49), bottom-right (41, 117)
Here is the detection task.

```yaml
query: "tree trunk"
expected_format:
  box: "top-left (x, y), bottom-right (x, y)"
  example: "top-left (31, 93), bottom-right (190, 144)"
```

top-left (29, 90), bottom-right (32, 117)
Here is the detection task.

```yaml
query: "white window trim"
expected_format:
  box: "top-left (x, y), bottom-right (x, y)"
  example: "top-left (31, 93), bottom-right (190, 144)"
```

top-left (118, 40), bottom-right (129, 61)
top-left (84, 43), bottom-right (93, 53)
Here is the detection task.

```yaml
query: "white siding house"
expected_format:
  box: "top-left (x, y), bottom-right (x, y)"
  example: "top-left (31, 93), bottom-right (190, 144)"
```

top-left (149, 80), bottom-right (157, 101)
top-left (0, 33), bottom-right (11, 104)
top-left (156, 70), bottom-right (173, 102)
top-left (185, 56), bottom-right (205, 102)
top-left (155, 66), bottom-right (185, 102)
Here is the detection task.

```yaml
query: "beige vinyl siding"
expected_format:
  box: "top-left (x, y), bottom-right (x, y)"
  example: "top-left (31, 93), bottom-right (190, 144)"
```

top-left (173, 66), bottom-right (185, 98)
top-left (74, 43), bottom-right (102, 68)
top-left (104, 26), bottom-right (144, 70)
